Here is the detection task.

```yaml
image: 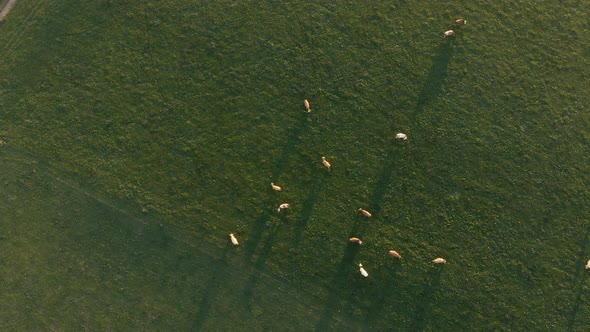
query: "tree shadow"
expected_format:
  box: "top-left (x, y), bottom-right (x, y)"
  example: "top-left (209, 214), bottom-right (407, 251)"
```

top-left (414, 41), bottom-right (454, 117)
top-left (315, 247), bottom-right (361, 330)
top-left (247, 112), bottom-right (310, 252)
top-left (237, 200), bottom-right (284, 313)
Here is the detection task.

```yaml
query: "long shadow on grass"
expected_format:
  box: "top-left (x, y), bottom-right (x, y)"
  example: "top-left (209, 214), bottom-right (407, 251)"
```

top-left (272, 113), bottom-right (312, 180)
top-left (413, 41), bottom-right (453, 119)
top-left (240, 113), bottom-right (321, 311)
top-left (363, 260), bottom-right (405, 325)
top-left (366, 142), bottom-right (408, 215)
top-left (241, 167), bottom-right (326, 314)
top-left (410, 267), bottom-right (444, 331)
top-left (240, 211), bottom-right (282, 315)
top-left (566, 223), bottom-right (590, 331)
top-left (245, 113), bottom-right (310, 257)
top-left (292, 172), bottom-right (328, 247)
top-left (315, 140), bottom-right (408, 328)
top-left (315, 220), bottom-right (369, 330)
top-left (0, 147), bottom-right (228, 330)
top-left (190, 244), bottom-right (234, 330)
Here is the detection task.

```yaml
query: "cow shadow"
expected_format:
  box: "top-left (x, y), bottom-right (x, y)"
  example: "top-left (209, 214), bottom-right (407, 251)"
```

top-left (414, 41), bottom-right (454, 117)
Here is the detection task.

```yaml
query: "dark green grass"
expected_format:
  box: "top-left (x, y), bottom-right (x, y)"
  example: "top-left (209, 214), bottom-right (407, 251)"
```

top-left (1, 0), bottom-right (589, 330)
top-left (0, 151), bottom-right (365, 330)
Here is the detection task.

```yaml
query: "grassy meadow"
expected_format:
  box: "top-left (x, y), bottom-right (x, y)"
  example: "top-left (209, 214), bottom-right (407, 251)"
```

top-left (0, 0), bottom-right (589, 330)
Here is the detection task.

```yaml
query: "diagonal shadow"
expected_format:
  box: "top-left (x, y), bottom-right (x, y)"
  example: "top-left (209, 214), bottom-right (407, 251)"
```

top-left (249, 111), bottom-right (309, 239)
top-left (366, 154), bottom-right (397, 216)
top-left (363, 257), bottom-right (405, 325)
top-left (315, 136), bottom-right (404, 329)
top-left (272, 113), bottom-right (312, 181)
top-left (315, 220), bottom-right (369, 330)
top-left (342, 45), bottom-right (453, 327)
top-left (251, 107), bottom-right (317, 265)
top-left (365, 43), bottom-right (454, 217)
top-left (238, 196), bottom-right (284, 313)
top-left (240, 216), bottom-right (282, 315)
top-left (240, 112), bottom-right (322, 312)
top-left (242, 204), bottom-right (276, 260)
top-left (366, 127), bottom-right (413, 216)
top-left (292, 172), bottom-right (328, 247)
top-left (190, 244), bottom-right (234, 330)
top-left (413, 41), bottom-right (454, 119)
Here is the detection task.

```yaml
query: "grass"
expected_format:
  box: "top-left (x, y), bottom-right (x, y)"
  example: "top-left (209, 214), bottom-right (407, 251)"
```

top-left (0, 0), bottom-right (589, 330)
top-left (0, 151), bottom-right (359, 330)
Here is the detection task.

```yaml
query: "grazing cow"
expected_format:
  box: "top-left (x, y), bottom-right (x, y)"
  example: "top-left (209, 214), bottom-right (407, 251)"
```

top-left (349, 237), bottom-right (363, 245)
top-left (358, 263), bottom-right (369, 277)
top-left (389, 250), bottom-right (402, 259)
top-left (321, 156), bottom-right (332, 170)
top-left (229, 233), bottom-right (239, 246)
top-left (358, 208), bottom-right (372, 218)
top-left (304, 99), bottom-right (311, 112)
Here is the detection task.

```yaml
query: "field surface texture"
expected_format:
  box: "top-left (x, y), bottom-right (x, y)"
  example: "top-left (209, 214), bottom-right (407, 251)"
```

top-left (0, 0), bottom-right (589, 330)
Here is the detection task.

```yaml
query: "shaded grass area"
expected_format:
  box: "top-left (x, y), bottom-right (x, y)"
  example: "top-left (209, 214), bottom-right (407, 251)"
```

top-left (0, 0), bottom-right (589, 330)
top-left (0, 149), bottom-right (362, 330)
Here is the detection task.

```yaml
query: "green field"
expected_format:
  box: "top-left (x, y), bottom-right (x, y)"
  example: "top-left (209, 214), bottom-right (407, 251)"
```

top-left (1, 0), bottom-right (589, 330)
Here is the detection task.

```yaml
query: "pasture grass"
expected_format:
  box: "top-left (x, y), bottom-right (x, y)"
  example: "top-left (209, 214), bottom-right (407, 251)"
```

top-left (0, 0), bottom-right (589, 330)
